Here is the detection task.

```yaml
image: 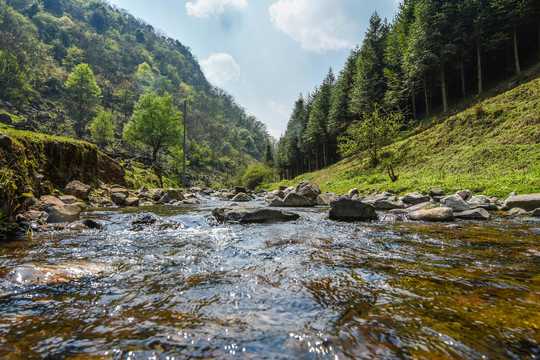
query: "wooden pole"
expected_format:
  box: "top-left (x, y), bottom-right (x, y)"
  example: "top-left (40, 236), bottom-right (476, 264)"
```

top-left (183, 100), bottom-right (187, 186)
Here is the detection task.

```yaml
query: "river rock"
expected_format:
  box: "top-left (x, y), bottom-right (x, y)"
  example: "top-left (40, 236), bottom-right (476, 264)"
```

top-left (409, 207), bottom-right (455, 222)
top-left (504, 194), bottom-right (540, 211)
top-left (317, 193), bottom-right (339, 205)
top-left (390, 201), bottom-right (436, 215)
top-left (347, 188), bottom-right (359, 197)
top-left (269, 193), bottom-right (317, 207)
top-left (428, 188), bottom-right (445, 198)
top-left (212, 205), bottom-right (300, 224)
top-left (46, 204), bottom-right (82, 223)
top-left (0, 133), bottom-right (12, 148)
top-left (454, 208), bottom-right (491, 221)
top-left (83, 219), bottom-right (102, 229)
top-left (231, 193), bottom-right (253, 202)
top-left (294, 180), bottom-right (321, 200)
top-left (65, 181), bottom-right (92, 200)
top-left (235, 186), bottom-right (247, 194)
top-left (468, 195), bottom-right (490, 206)
top-left (182, 198), bottom-right (200, 205)
top-left (441, 195), bottom-right (470, 212)
top-left (329, 197), bottom-right (378, 222)
top-left (402, 192), bottom-right (431, 206)
top-left (456, 190), bottom-right (473, 201)
top-left (507, 208), bottom-right (528, 217)
top-left (124, 197), bottom-right (140, 207)
top-left (373, 197), bottom-right (405, 210)
top-left (59, 195), bottom-right (77, 204)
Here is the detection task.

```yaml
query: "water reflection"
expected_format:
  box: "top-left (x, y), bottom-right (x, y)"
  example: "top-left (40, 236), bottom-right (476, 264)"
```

top-left (0, 202), bottom-right (538, 359)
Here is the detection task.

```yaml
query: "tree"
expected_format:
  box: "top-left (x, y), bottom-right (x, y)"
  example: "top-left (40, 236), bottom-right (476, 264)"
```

top-left (123, 92), bottom-right (183, 185)
top-left (90, 110), bottom-right (114, 148)
top-left (264, 141), bottom-right (274, 166)
top-left (338, 104), bottom-right (402, 166)
top-left (64, 63), bottom-right (101, 138)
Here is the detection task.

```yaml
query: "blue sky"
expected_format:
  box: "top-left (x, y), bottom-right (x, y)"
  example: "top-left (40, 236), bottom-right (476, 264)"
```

top-left (106, 0), bottom-right (400, 138)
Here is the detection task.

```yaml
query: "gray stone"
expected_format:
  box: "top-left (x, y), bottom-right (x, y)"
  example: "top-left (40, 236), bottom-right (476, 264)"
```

top-left (212, 205), bottom-right (300, 224)
top-left (59, 195), bottom-right (77, 204)
top-left (468, 195), bottom-right (490, 206)
top-left (347, 188), bottom-right (359, 197)
top-left (294, 180), bottom-right (321, 200)
top-left (269, 192), bottom-right (317, 207)
top-left (110, 187), bottom-right (129, 206)
top-left (182, 198), bottom-right (200, 205)
top-left (231, 193), bottom-right (253, 202)
top-left (507, 208), bottom-right (528, 217)
top-left (402, 192), bottom-right (431, 206)
top-left (456, 190), bottom-right (473, 201)
top-left (454, 208), bottom-right (491, 221)
top-left (409, 207), bottom-right (455, 222)
top-left (124, 197), bottom-right (140, 207)
top-left (441, 194), bottom-right (470, 212)
top-left (65, 181), bottom-right (92, 200)
top-left (373, 197), bottom-right (405, 210)
top-left (504, 194), bottom-right (540, 211)
top-left (390, 201), bottom-right (436, 215)
top-left (428, 188), bottom-right (445, 197)
top-left (46, 204), bottom-right (82, 223)
top-left (317, 193), bottom-right (338, 205)
top-left (329, 197), bottom-right (378, 222)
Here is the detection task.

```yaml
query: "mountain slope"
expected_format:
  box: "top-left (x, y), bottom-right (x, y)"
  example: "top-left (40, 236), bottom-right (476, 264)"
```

top-left (272, 76), bottom-right (540, 198)
top-left (0, 0), bottom-right (269, 185)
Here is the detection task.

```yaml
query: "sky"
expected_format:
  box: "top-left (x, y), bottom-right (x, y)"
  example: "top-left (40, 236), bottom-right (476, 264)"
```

top-left (106, 0), bottom-right (401, 139)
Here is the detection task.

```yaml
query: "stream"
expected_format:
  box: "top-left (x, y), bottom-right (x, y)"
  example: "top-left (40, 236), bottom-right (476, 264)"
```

top-left (0, 196), bottom-right (538, 359)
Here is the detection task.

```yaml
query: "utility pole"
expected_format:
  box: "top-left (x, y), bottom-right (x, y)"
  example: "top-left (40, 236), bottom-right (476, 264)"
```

top-left (183, 100), bottom-right (187, 186)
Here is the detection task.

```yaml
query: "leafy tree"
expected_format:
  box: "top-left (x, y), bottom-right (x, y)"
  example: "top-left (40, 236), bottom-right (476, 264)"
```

top-left (241, 163), bottom-right (275, 190)
top-left (123, 92), bottom-right (183, 185)
top-left (339, 104), bottom-right (403, 166)
top-left (90, 110), bottom-right (114, 148)
top-left (64, 63), bottom-right (101, 138)
top-left (62, 46), bottom-right (85, 71)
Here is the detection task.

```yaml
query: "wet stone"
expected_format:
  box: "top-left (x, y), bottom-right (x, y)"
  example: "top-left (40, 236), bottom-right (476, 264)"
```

top-left (329, 197), bottom-right (378, 222)
top-left (212, 205), bottom-right (300, 224)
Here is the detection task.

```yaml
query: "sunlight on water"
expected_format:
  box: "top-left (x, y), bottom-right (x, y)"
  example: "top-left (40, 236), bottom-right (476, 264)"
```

top-left (0, 202), bottom-right (538, 359)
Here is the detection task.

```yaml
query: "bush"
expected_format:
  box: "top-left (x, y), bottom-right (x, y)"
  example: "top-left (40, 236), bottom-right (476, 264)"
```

top-left (241, 164), bottom-right (276, 190)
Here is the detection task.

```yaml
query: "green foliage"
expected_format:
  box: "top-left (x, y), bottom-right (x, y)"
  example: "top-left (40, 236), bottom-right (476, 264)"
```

top-left (123, 92), bottom-right (183, 162)
top-left (242, 164), bottom-right (276, 190)
top-left (90, 109), bottom-right (114, 147)
top-left (64, 63), bottom-right (102, 138)
top-left (339, 105), bottom-right (403, 166)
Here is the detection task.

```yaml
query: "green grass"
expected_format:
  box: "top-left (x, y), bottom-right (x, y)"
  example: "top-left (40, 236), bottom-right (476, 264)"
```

top-left (268, 77), bottom-right (540, 198)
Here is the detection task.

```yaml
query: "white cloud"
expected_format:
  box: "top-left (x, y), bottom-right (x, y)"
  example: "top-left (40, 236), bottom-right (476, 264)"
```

top-left (269, 0), bottom-right (355, 54)
top-left (186, 0), bottom-right (247, 18)
top-left (201, 53), bottom-right (242, 87)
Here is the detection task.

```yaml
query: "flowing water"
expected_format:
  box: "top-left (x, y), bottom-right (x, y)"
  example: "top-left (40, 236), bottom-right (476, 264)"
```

top-left (0, 197), bottom-right (539, 359)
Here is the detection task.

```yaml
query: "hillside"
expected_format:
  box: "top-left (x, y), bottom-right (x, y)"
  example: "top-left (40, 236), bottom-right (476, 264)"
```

top-left (0, 0), bottom-right (270, 185)
top-left (272, 76), bottom-right (540, 198)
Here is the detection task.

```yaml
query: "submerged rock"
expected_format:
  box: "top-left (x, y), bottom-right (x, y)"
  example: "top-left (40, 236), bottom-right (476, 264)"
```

top-left (329, 197), bottom-right (378, 222)
top-left (504, 194), bottom-right (540, 211)
top-left (212, 205), bottom-right (300, 224)
top-left (409, 207), bottom-right (455, 222)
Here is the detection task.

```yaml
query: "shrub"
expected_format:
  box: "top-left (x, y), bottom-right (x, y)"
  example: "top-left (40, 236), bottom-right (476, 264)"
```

top-left (241, 164), bottom-right (276, 190)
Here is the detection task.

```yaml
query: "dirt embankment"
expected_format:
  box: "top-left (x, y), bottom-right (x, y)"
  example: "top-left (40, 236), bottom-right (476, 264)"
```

top-left (0, 129), bottom-right (125, 218)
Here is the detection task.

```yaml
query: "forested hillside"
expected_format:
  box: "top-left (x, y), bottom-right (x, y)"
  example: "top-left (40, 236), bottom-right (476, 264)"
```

top-left (275, 0), bottom-right (540, 179)
top-left (0, 0), bottom-right (270, 185)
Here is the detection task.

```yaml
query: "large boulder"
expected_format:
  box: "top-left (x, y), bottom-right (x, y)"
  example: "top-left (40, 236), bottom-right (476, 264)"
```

top-left (329, 197), bottom-right (378, 222)
top-left (402, 192), bottom-right (431, 206)
top-left (454, 208), bottom-right (491, 221)
top-left (65, 181), bottom-right (92, 200)
top-left (46, 204), bottom-right (82, 223)
top-left (409, 207), bottom-right (455, 222)
top-left (504, 194), bottom-right (540, 211)
top-left (294, 180), bottom-right (321, 200)
top-left (441, 194), bottom-right (470, 212)
top-left (269, 193), bottom-right (317, 207)
top-left (159, 189), bottom-right (184, 204)
top-left (212, 205), bottom-right (300, 224)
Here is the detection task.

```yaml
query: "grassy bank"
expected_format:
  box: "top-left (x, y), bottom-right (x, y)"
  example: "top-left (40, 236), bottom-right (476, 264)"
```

top-left (269, 77), bottom-right (540, 198)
